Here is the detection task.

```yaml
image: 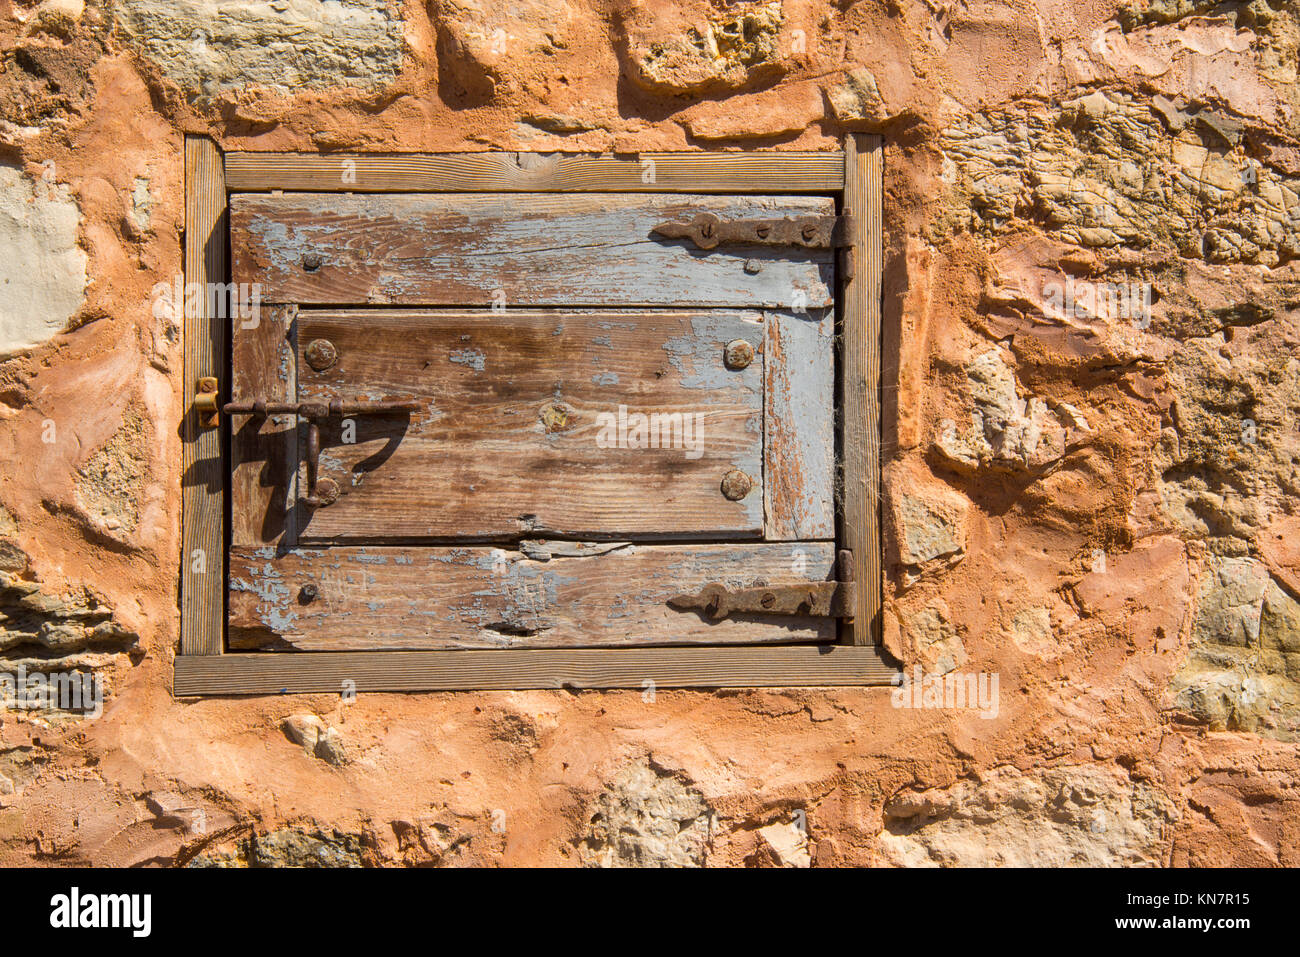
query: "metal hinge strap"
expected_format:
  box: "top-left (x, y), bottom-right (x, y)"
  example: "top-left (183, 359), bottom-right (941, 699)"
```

top-left (668, 549), bottom-right (857, 620)
top-left (652, 211), bottom-right (857, 251)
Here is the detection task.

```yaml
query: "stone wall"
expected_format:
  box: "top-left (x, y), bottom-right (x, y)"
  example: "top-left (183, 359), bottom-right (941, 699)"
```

top-left (0, 0), bottom-right (1297, 866)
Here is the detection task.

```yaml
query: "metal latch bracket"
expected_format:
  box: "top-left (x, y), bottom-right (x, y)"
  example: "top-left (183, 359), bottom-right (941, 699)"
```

top-left (194, 377), bottom-right (220, 429)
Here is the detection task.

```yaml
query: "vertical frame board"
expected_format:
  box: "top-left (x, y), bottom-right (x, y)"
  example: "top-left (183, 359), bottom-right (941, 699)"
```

top-left (764, 308), bottom-right (835, 541)
top-left (841, 135), bottom-right (884, 645)
top-left (180, 136), bottom-right (227, 655)
top-left (229, 303), bottom-right (297, 548)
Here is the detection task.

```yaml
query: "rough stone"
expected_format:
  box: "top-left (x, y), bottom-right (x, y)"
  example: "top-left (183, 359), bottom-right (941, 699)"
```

top-left (756, 820), bottom-right (810, 868)
top-left (0, 166), bottom-right (86, 356)
top-left (431, 0), bottom-right (574, 102)
top-left (0, 809), bottom-right (25, 842)
top-left (0, 568), bottom-right (137, 661)
top-left (114, 0), bottom-right (405, 95)
top-left (0, 746), bottom-right (43, 797)
top-left (190, 828), bottom-right (370, 867)
top-left (825, 68), bottom-right (888, 124)
top-left (36, 0), bottom-right (85, 32)
top-left (127, 177), bottom-right (151, 234)
top-left (879, 766), bottom-right (1178, 866)
top-left (940, 89), bottom-right (1300, 265)
top-left (900, 599), bottom-right (967, 675)
top-left (1156, 336), bottom-right (1300, 550)
top-left (934, 348), bottom-right (1072, 473)
top-left (144, 790), bottom-right (206, 832)
top-left (0, 508), bottom-right (26, 574)
top-left (282, 713), bottom-right (349, 766)
top-left (1005, 606), bottom-right (1056, 659)
top-left (1169, 556), bottom-right (1300, 741)
top-left (619, 1), bottom-right (786, 96)
top-left (578, 760), bottom-right (712, 867)
top-left (74, 404), bottom-right (151, 541)
top-left (889, 477), bottom-right (970, 579)
top-left (681, 82), bottom-right (819, 141)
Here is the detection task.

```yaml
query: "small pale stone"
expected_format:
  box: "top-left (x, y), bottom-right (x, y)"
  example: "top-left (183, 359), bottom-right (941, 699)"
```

top-left (37, 0), bottom-right (85, 23)
top-left (579, 760), bottom-right (711, 867)
top-left (282, 714), bottom-right (348, 766)
top-left (758, 820), bottom-right (811, 868)
top-left (893, 486), bottom-right (969, 568)
top-left (825, 68), bottom-right (888, 123)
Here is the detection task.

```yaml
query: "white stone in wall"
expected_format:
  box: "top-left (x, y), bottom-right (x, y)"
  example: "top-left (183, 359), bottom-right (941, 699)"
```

top-left (0, 166), bottom-right (86, 357)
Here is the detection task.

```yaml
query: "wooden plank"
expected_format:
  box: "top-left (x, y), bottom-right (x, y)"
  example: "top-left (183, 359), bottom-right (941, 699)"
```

top-left (224, 151), bottom-right (845, 194)
top-left (230, 304), bottom-right (297, 547)
top-left (174, 644), bottom-right (895, 695)
top-left (764, 308), bottom-right (834, 540)
top-left (230, 193), bottom-right (834, 308)
top-left (229, 542), bottom-right (837, 651)
top-left (180, 136), bottom-right (227, 656)
top-left (290, 309), bottom-right (764, 540)
top-left (841, 135), bottom-right (883, 645)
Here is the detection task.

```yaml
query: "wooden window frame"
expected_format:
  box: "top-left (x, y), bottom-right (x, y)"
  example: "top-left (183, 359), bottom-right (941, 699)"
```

top-left (175, 135), bottom-right (889, 696)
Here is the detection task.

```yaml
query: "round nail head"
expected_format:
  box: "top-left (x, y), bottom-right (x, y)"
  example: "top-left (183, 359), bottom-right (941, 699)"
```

top-left (721, 469), bottom-right (753, 500)
top-left (305, 338), bottom-right (338, 372)
top-left (315, 477), bottom-right (340, 506)
top-left (724, 339), bottom-right (754, 370)
top-left (539, 401), bottom-right (574, 433)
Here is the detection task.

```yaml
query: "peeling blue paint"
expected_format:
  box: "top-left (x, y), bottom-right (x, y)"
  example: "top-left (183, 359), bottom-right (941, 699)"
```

top-left (449, 348), bottom-right (486, 371)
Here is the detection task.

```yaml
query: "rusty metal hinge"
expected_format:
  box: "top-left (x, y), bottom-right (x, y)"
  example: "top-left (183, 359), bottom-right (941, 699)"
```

top-left (225, 398), bottom-right (420, 507)
top-left (668, 549), bottom-right (857, 620)
top-left (652, 210), bottom-right (856, 251)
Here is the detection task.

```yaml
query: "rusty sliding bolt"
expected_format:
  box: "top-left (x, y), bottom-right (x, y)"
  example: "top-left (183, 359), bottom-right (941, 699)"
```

top-left (224, 398), bottom-right (420, 507)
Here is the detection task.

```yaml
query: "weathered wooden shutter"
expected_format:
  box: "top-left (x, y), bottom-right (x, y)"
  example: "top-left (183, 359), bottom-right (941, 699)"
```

top-left (175, 143), bottom-right (890, 693)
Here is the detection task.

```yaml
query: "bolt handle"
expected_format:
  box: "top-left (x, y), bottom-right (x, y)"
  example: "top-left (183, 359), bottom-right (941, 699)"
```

top-left (225, 398), bottom-right (420, 508)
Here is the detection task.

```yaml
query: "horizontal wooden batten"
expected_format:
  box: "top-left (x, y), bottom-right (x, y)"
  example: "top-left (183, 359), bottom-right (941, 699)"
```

top-left (224, 151), bottom-right (845, 193)
top-left (174, 644), bottom-right (895, 695)
top-left (230, 193), bottom-right (834, 308)
top-left (229, 542), bottom-right (837, 651)
top-left (284, 309), bottom-right (764, 541)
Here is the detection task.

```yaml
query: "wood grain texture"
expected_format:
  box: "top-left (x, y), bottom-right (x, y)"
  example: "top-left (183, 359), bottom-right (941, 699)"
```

top-left (764, 308), bottom-right (834, 540)
top-left (180, 136), bottom-right (227, 656)
top-left (224, 151), bottom-right (845, 194)
top-left (174, 644), bottom-right (895, 696)
top-left (287, 309), bottom-right (764, 540)
top-left (230, 193), bottom-right (834, 308)
top-left (228, 542), bottom-right (837, 651)
top-left (841, 135), bottom-right (883, 645)
top-left (230, 304), bottom-right (297, 547)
